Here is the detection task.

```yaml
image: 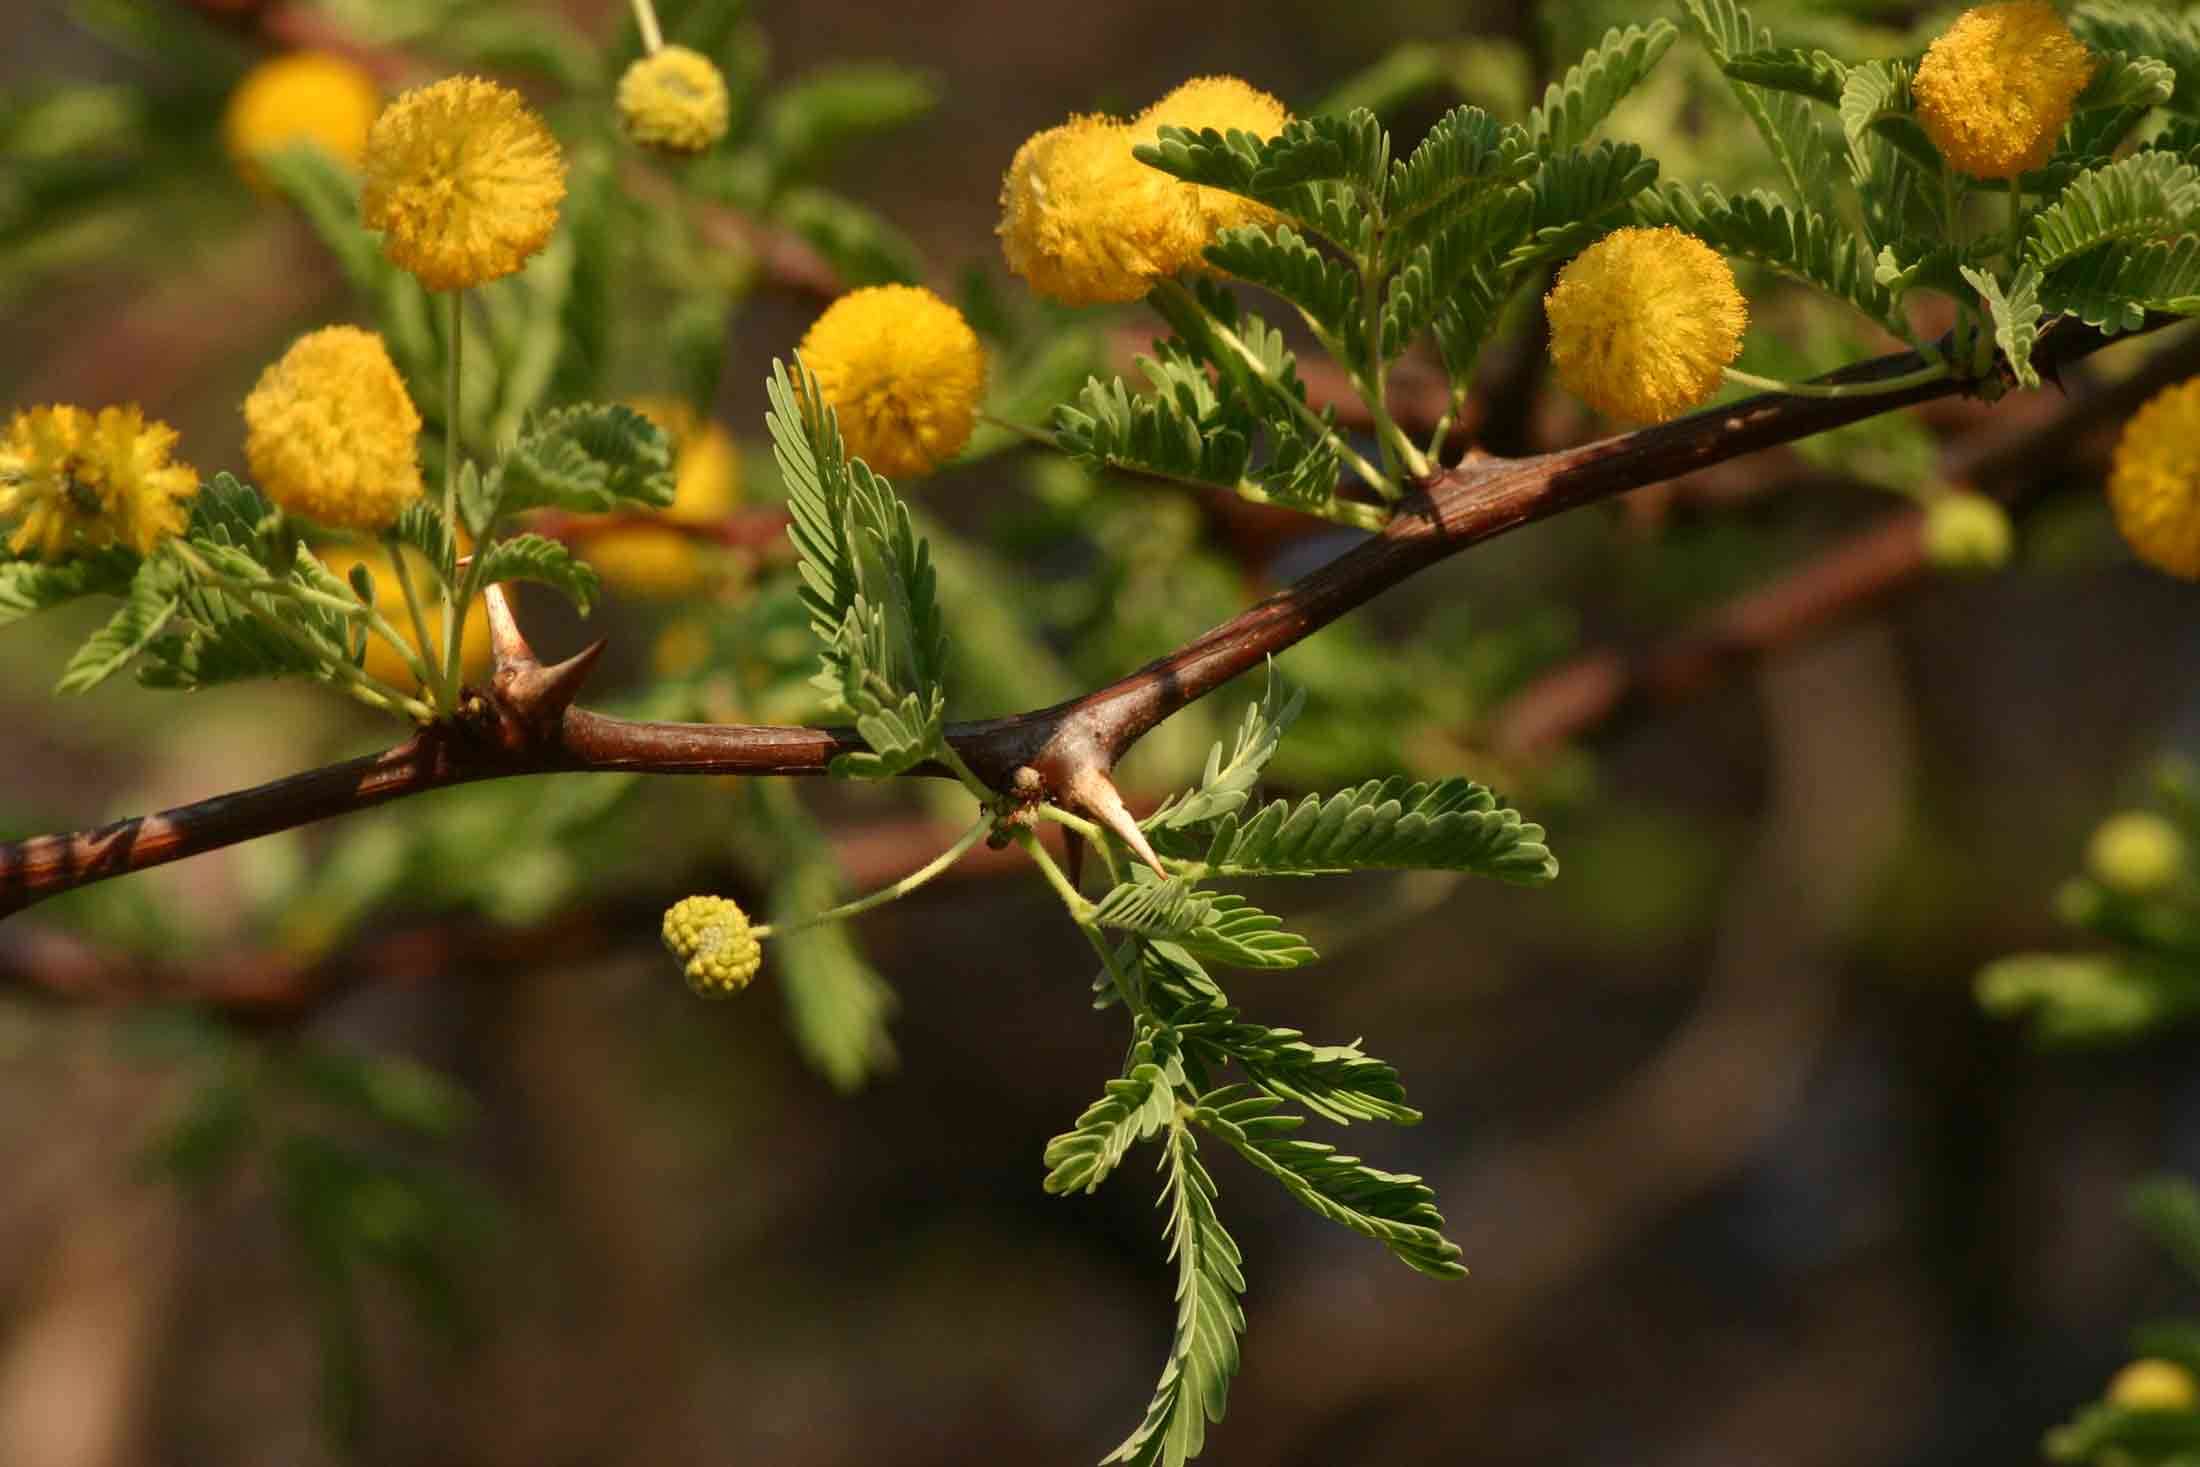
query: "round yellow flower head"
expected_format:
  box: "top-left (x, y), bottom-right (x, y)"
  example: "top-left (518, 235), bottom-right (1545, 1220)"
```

top-left (2087, 811), bottom-right (2185, 897)
top-left (2109, 377), bottom-right (2200, 579)
top-left (999, 114), bottom-right (1207, 305)
top-left (2109, 1358), bottom-right (2200, 1411)
top-left (662, 894), bottom-right (762, 996)
top-left (1923, 490), bottom-right (2013, 572)
top-left (223, 52), bottom-right (381, 192)
top-left (798, 285), bottom-right (987, 479)
top-left (1545, 226), bottom-right (1747, 424)
top-left (584, 397), bottom-right (743, 595)
top-left (361, 76), bottom-right (566, 291)
top-left (0, 405), bottom-right (197, 561)
top-left (1914, 2), bottom-right (2094, 180)
top-left (1134, 76), bottom-right (1290, 236)
top-left (318, 544), bottom-right (490, 689)
top-left (616, 45), bottom-right (730, 154)
top-left (243, 326), bottom-right (423, 533)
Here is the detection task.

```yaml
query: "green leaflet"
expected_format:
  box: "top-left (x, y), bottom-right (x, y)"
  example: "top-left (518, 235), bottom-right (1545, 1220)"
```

top-left (1054, 373), bottom-right (1252, 491)
top-left (1680, 0), bottom-right (1840, 209)
top-left (767, 357), bottom-right (950, 775)
top-left (1042, 1033), bottom-right (1180, 1195)
top-left (2026, 152), bottom-right (2200, 273)
top-left (1977, 950), bottom-right (2200, 1044)
top-left (1144, 664), bottom-right (1304, 832)
top-left (0, 548), bottom-right (136, 627)
top-left (493, 402), bottom-right (676, 517)
top-left (1527, 21), bottom-right (1679, 156)
top-left (1383, 104), bottom-right (1533, 250)
top-left (1089, 878), bottom-right (1317, 971)
top-left (1963, 263), bottom-right (2045, 389)
top-left (1641, 182), bottom-right (1897, 330)
top-left (2074, 3), bottom-right (2200, 114)
top-left (56, 557), bottom-right (180, 694)
top-left (1150, 774), bottom-right (1558, 885)
top-left (1195, 1088), bottom-right (1466, 1278)
top-left (1202, 223), bottom-right (1363, 356)
top-left (1505, 140), bottom-right (1659, 272)
top-left (1721, 47), bottom-right (1849, 106)
top-left (470, 533), bottom-right (601, 617)
top-left (2042, 235), bottom-right (2200, 332)
top-left (1100, 1121), bottom-right (1245, 1467)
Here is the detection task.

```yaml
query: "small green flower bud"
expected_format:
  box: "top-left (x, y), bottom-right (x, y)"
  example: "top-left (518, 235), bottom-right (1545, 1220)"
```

top-left (2087, 812), bottom-right (2186, 897)
top-left (2109, 1358), bottom-right (2200, 1411)
top-left (662, 894), bottom-right (762, 996)
top-left (1923, 491), bottom-right (2013, 573)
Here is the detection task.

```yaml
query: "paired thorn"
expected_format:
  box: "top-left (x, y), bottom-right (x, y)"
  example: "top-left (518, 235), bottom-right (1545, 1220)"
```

top-left (479, 583), bottom-right (605, 743)
top-left (1063, 766), bottom-right (1168, 879)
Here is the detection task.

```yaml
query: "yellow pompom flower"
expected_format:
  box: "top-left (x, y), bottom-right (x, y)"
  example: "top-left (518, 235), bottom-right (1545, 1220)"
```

top-left (1544, 226), bottom-right (1747, 424)
top-left (2088, 811), bottom-right (2185, 897)
top-left (317, 544), bottom-right (489, 690)
top-left (2108, 1358), bottom-right (2200, 1411)
top-left (243, 326), bottom-right (423, 533)
top-left (0, 405), bottom-right (197, 561)
top-left (1134, 76), bottom-right (1290, 236)
top-left (2109, 377), bottom-right (2200, 579)
top-left (1914, 2), bottom-right (2094, 181)
top-left (798, 285), bottom-right (986, 478)
top-left (616, 45), bottom-right (730, 153)
top-left (223, 52), bottom-right (381, 191)
top-left (999, 114), bottom-right (1207, 305)
top-left (662, 894), bottom-right (762, 996)
top-left (584, 397), bottom-right (743, 595)
top-left (361, 77), bottom-right (566, 292)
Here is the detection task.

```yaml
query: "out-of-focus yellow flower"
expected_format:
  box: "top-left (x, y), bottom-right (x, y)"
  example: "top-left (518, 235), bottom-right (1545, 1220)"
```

top-left (2088, 811), bottom-right (2185, 897)
top-left (1134, 76), bottom-right (1290, 237)
top-left (2109, 377), bottom-right (2200, 579)
top-left (1914, 2), bottom-right (2094, 180)
top-left (0, 405), bottom-right (196, 561)
top-left (584, 397), bottom-right (742, 595)
top-left (1544, 226), bottom-right (1747, 424)
top-left (2108, 1358), bottom-right (2200, 1411)
top-left (243, 326), bottom-right (423, 533)
top-left (999, 115), bottom-right (1207, 305)
top-left (616, 45), bottom-right (730, 153)
top-left (361, 77), bottom-right (566, 291)
top-left (318, 543), bottom-right (490, 689)
top-left (223, 52), bottom-right (381, 192)
top-left (652, 615), bottom-right (713, 679)
top-left (1922, 490), bottom-right (2013, 572)
top-left (662, 894), bottom-right (761, 995)
top-left (798, 285), bottom-right (986, 478)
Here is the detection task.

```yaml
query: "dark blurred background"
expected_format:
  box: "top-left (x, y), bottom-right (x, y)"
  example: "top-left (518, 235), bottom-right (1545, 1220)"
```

top-left (4, 1), bottom-right (2200, 1464)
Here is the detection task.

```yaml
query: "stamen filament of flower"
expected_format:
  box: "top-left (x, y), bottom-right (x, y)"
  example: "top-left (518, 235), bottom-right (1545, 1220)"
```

top-left (1721, 361), bottom-right (1953, 401)
top-left (754, 813), bottom-right (995, 939)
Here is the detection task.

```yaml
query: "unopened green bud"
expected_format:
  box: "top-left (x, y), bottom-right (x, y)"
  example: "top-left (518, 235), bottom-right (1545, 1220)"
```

top-left (662, 894), bottom-right (762, 995)
top-left (2087, 811), bottom-right (2185, 897)
top-left (1923, 491), bottom-right (2012, 573)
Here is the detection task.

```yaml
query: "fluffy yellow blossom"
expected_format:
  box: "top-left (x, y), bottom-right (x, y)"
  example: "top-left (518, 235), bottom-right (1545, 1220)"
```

top-left (1544, 226), bottom-right (1747, 424)
top-left (318, 544), bottom-right (490, 689)
top-left (1134, 76), bottom-right (1290, 236)
top-left (223, 52), bottom-right (381, 191)
top-left (243, 326), bottom-right (423, 533)
top-left (999, 114), bottom-right (1207, 305)
top-left (798, 285), bottom-right (986, 478)
top-left (584, 397), bottom-right (743, 595)
top-left (0, 405), bottom-right (197, 561)
top-left (361, 77), bottom-right (566, 291)
top-left (2109, 1359), bottom-right (2200, 1411)
top-left (2109, 377), bottom-right (2200, 579)
top-left (1914, 2), bottom-right (2094, 180)
top-left (2088, 811), bottom-right (2185, 897)
top-left (1923, 490), bottom-right (2013, 572)
top-left (616, 45), bottom-right (730, 153)
top-left (662, 894), bottom-right (761, 995)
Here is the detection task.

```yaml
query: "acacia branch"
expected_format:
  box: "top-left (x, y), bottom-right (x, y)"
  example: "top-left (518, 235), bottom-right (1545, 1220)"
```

top-left (0, 319), bottom-right (2177, 920)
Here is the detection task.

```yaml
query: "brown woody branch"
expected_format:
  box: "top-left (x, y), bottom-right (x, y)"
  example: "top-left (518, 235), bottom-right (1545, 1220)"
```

top-left (0, 319), bottom-right (2178, 921)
